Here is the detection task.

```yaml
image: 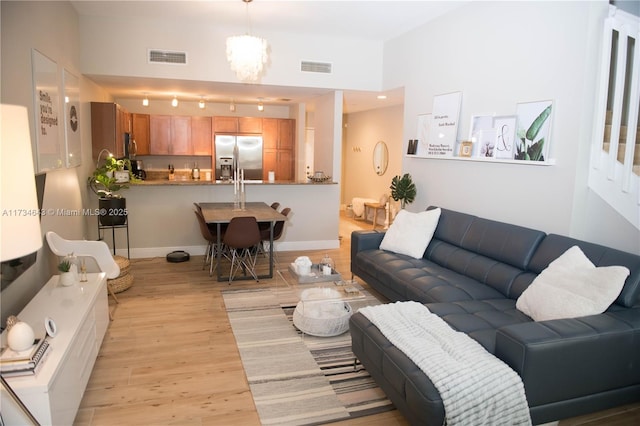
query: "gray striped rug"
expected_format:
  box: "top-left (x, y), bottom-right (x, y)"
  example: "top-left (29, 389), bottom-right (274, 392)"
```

top-left (222, 287), bottom-right (394, 425)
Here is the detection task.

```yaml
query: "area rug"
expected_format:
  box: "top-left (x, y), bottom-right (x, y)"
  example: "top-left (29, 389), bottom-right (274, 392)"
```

top-left (222, 286), bottom-right (394, 425)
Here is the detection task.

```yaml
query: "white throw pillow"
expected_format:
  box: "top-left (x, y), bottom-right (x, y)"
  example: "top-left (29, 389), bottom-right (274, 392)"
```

top-left (379, 208), bottom-right (441, 259)
top-left (516, 245), bottom-right (630, 321)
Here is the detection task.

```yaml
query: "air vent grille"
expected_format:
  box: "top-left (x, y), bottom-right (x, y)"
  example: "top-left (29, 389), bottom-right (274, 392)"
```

top-left (301, 61), bottom-right (332, 74)
top-left (148, 49), bottom-right (187, 65)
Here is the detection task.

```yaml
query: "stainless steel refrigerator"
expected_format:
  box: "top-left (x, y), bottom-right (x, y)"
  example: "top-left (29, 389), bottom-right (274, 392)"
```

top-left (214, 135), bottom-right (263, 180)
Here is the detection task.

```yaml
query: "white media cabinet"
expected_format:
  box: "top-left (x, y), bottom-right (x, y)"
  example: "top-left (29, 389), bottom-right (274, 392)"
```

top-left (1, 273), bottom-right (108, 425)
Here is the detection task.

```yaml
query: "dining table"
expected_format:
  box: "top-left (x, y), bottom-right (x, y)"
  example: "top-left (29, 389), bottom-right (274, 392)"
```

top-left (199, 201), bottom-right (287, 282)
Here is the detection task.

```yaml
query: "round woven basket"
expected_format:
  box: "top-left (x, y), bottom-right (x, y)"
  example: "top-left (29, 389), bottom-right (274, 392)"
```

top-left (108, 272), bottom-right (134, 294)
top-left (113, 255), bottom-right (130, 275)
top-left (293, 300), bottom-right (352, 337)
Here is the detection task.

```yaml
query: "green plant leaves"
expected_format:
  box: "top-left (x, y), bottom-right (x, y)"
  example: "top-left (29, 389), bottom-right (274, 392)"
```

top-left (525, 105), bottom-right (552, 142)
top-left (390, 173), bottom-right (417, 208)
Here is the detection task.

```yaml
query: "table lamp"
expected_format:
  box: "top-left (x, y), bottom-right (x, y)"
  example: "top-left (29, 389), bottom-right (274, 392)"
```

top-left (1, 104), bottom-right (43, 286)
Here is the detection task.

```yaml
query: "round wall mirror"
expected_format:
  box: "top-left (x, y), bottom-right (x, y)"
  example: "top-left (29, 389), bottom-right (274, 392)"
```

top-left (373, 141), bottom-right (389, 176)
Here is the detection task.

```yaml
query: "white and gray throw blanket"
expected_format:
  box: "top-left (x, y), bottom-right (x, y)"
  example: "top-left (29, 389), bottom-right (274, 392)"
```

top-left (359, 301), bottom-right (531, 426)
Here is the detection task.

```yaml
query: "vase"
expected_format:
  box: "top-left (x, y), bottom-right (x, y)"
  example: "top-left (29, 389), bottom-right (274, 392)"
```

top-left (60, 271), bottom-right (75, 286)
top-left (7, 321), bottom-right (35, 352)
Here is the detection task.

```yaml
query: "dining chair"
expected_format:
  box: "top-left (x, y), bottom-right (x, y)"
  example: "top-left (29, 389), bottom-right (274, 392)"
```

top-left (194, 209), bottom-right (224, 277)
top-left (270, 202), bottom-right (280, 211)
top-left (259, 207), bottom-right (291, 264)
top-left (223, 216), bottom-right (262, 284)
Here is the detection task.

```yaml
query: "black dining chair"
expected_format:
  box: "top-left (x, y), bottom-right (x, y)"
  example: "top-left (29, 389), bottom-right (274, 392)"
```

top-left (223, 216), bottom-right (262, 284)
top-left (194, 209), bottom-right (225, 277)
top-left (259, 207), bottom-right (291, 264)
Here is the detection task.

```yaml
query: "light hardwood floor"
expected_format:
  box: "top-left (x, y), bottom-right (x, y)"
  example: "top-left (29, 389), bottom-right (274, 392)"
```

top-left (76, 213), bottom-right (640, 425)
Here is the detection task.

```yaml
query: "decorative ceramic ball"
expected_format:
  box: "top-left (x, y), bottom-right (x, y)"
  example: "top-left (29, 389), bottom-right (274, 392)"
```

top-left (7, 321), bottom-right (35, 352)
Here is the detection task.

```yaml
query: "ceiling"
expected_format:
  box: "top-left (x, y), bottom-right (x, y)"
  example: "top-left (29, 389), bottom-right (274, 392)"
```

top-left (72, 1), bottom-right (466, 113)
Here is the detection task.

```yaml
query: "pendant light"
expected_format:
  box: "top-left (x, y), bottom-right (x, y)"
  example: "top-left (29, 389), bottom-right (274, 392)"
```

top-left (226, 0), bottom-right (268, 82)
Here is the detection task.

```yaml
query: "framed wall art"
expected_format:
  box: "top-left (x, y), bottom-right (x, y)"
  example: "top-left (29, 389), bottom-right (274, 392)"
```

top-left (62, 69), bottom-right (81, 168)
top-left (426, 91), bottom-right (462, 157)
top-left (515, 100), bottom-right (553, 161)
top-left (459, 141), bottom-right (473, 157)
top-left (32, 49), bottom-right (62, 173)
top-left (468, 114), bottom-right (493, 157)
top-left (492, 115), bottom-right (517, 159)
top-left (415, 113), bottom-right (432, 156)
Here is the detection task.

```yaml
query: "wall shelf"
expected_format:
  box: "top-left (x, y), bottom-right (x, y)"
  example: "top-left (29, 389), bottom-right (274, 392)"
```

top-left (405, 154), bottom-right (556, 166)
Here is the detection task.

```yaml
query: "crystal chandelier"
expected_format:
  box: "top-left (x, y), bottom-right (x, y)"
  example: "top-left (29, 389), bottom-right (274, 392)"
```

top-left (226, 0), bottom-right (268, 82)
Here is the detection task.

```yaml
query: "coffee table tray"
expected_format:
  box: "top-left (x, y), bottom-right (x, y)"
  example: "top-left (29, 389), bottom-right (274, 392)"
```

top-left (288, 263), bottom-right (342, 283)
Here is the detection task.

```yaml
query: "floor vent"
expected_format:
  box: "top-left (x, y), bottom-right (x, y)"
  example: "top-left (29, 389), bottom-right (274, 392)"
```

top-left (148, 49), bottom-right (187, 65)
top-left (301, 61), bottom-right (332, 74)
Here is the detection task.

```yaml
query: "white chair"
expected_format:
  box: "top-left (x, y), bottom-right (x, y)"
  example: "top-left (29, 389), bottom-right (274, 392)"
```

top-left (46, 231), bottom-right (121, 319)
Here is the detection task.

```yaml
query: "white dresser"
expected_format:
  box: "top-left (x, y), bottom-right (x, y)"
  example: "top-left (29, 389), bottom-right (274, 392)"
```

top-left (1, 273), bottom-right (108, 425)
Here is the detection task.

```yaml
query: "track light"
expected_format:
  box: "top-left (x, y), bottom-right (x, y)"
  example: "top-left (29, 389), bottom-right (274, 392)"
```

top-left (257, 98), bottom-right (264, 112)
top-left (142, 94), bottom-right (149, 107)
top-left (171, 96), bottom-right (178, 107)
top-left (229, 99), bottom-right (236, 112)
top-left (198, 98), bottom-right (206, 109)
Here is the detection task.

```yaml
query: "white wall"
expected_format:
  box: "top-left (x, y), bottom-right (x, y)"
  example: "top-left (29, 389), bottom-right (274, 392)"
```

top-left (384, 0), bottom-right (639, 254)
top-left (342, 104), bottom-right (404, 207)
top-left (0, 1), bottom-right (109, 323)
top-left (79, 14), bottom-right (383, 91)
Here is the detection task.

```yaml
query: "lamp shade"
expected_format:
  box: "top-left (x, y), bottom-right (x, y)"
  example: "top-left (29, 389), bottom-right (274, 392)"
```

top-left (0, 104), bottom-right (43, 262)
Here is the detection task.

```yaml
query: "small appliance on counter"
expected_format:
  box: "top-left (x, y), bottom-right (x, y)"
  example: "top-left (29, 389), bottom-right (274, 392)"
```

top-left (131, 160), bottom-right (146, 180)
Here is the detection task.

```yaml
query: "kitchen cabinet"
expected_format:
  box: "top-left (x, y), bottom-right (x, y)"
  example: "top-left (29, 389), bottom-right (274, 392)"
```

top-left (149, 115), bottom-right (192, 155)
top-left (131, 113), bottom-right (150, 155)
top-left (191, 116), bottom-right (212, 155)
top-left (91, 102), bottom-right (130, 161)
top-left (213, 116), bottom-right (262, 133)
top-left (263, 118), bottom-right (295, 181)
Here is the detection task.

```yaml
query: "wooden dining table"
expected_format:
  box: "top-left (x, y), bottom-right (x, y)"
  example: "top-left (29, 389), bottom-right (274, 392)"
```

top-left (199, 202), bottom-right (287, 281)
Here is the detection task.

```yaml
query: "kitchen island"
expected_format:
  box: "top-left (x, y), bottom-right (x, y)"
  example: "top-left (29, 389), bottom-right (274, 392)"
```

top-left (87, 179), bottom-right (340, 259)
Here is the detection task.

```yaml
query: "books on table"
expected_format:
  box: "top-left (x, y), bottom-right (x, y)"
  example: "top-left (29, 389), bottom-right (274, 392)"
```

top-left (1, 337), bottom-right (51, 377)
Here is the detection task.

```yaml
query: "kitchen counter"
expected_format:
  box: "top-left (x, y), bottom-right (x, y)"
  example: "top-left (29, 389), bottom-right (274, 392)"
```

top-left (132, 179), bottom-right (336, 186)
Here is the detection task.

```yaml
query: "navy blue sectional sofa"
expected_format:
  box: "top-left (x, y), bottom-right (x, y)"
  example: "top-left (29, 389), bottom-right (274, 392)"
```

top-left (350, 207), bottom-right (640, 425)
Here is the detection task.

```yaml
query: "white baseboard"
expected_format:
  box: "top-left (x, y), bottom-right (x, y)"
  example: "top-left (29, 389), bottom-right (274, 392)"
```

top-left (115, 240), bottom-right (340, 259)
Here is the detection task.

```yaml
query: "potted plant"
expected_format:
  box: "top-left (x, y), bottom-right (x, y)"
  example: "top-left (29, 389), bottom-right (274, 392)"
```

top-left (390, 173), bottom-right (417, 209)
top-left (58, 260), bottom-right (75, 286)
top-left (88, 156), bottom-right (135, 226)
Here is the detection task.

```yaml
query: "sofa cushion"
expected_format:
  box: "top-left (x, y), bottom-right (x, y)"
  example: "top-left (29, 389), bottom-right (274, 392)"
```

top-left (431, 208), bottom-right (545, 271)
top-left (427, 299), bottom-right (531, 353)
top-left (528, 234), bottom-right (640, 308)
top-left (380, 208), bottom-right (441, 259)
top-left (516, 246), bottom-right (630, 321)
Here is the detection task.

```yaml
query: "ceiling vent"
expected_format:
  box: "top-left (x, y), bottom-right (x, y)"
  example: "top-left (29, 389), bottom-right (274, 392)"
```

top-left (301, 61), bottom-right (332, 74)
top-left (148, 49), bottom-right (187, 65)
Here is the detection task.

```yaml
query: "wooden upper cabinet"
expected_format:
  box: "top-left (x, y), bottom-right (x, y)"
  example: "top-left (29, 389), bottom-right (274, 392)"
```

top-left (91, 102), bottom-right (129, 161)
top-left (262, 118), bottom-right (295, 181)
top-left (149, 115), bottom-right (172, 155)
top-left (262, 118), bottom-right (279, 150)
top-left (214, 116), bottom-right (238, 133)
top-left (262, 118), bottom-right (295, 150)
top-left (171, 116), bottom-right (192, 155)
top-left (214, 116), bottom-right (262, 134)
top-left (191, 116), bottom-right (212, 155)
top-left (278, 119), bottom-right (295, 150)
top-left (238, 117), bottom-right (262, 133)
top-left (131, 113), bottom-right (150, 155)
